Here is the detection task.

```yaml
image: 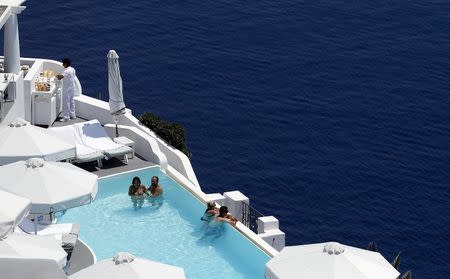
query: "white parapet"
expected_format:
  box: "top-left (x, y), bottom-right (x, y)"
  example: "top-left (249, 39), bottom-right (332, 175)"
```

top-left (205, 193), bottom-right (226, 206)
top-left (103, 124), bottom-right (168, 170)
top-left (258, 229), bottom-right (285, 252)
top-left (257, 216), bottom-right (279, 234)
top-left (223, 191), bottom-right (249, 222)
top-left (74, 94), bottom-right (201, 188)
top-left (257, 216), bottom-right (285, 251)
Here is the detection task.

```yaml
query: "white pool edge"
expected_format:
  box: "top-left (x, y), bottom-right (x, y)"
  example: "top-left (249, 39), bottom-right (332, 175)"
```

top-left (79, 239), bottom-right (97, 264)
top-left (100, 165), bottom-right (160, 179)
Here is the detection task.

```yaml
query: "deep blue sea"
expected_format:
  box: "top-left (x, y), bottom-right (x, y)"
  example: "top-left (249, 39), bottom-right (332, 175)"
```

top-left (17, 0), bottom-right (450, 277)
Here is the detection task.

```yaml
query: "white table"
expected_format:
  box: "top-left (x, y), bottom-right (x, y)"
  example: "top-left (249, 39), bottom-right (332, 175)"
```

top-left (32, 83), bottom-right (58, 126)
top-left (113, 136), bottom-right (135, 159)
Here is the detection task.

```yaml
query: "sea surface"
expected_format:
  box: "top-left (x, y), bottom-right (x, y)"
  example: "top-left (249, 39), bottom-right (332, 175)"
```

top-left (17, 0), bottom-right (450, 277)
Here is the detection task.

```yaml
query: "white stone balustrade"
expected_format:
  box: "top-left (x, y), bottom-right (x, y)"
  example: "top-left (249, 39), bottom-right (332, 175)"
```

top-left (223, 191), bottom-right (249, 222)
top-left (257, 216), bottom-right (285, 251)
top-left (257, 216), bottom-right (279, 234)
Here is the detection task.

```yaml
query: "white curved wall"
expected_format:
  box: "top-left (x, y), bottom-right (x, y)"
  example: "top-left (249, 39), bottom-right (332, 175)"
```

top-left (74, 94), bottom-right (200, 188)
top-left (66, 239), bottom-right (97, 275)
top-left (103, 123), bottom-right (168, 170)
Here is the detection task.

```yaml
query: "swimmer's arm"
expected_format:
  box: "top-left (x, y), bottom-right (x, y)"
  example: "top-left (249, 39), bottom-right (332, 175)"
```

top-left (151, 188), bottom-right (163, 197)
top-left (142, 187), bottom-right (149, 195)
top-left (226, 213), bottom-right (238, 222)
top-left (216, 217), bottom-right (237, 226)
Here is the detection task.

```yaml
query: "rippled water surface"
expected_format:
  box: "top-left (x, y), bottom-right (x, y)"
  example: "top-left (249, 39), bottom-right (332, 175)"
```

top-left (17, 1), bottom-right (450, 277)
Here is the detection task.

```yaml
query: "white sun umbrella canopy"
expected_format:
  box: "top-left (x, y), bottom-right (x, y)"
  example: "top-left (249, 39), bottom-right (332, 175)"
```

top-left (69, 252), bottom-right (186, 279)
top-left (0, 158), bottom-right (98, 214)
top-left (265, 242), bottom-right (400, 279)
top-left (0, 258), bottom-right (68, 279)
top-left (0, 118), bottom-right (76, 165)
top-left (0, 234), bottom-right (67, 268)
top-left (0, 190), bottom-right (31, 239)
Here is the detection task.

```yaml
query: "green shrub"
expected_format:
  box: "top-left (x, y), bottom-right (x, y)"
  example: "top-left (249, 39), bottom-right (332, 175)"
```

top-left (138, 112), bottom-right (191, 158)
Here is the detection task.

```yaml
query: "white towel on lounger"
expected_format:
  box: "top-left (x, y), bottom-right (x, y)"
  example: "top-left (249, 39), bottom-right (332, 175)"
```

top-left (74, 120), bottom-right (124, 151)
top-left (49, 125), bottom-right (103, 159)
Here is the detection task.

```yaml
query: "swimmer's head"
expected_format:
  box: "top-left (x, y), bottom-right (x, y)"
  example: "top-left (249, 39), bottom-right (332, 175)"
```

top-left (151, 176), bottom-right (159, 186)
top-left (219, 206), bottom-right (229, 217)
top-left (206, 201), bottom-right (216, 210)
top-left (62, 58), bottom-right (71, 68)
top-left (132, 176), bottom-right (141, 186)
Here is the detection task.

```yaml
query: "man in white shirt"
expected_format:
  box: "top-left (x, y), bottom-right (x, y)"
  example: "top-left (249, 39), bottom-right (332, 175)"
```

top-left (56, 58), bottom-right (77, 122)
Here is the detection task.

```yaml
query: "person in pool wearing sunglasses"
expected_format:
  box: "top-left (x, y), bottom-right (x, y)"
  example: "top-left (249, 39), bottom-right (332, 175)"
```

top-left (147, 176), bottom-right (163, 197)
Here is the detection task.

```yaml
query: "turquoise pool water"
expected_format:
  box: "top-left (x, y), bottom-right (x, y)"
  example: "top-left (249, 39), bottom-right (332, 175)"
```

top-left (59, 167), bottom-right (270, 278)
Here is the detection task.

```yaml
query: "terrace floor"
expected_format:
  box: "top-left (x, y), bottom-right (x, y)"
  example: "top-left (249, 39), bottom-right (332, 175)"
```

top-left (75, 155), bottom-right (156, 178)
top-left (51, 116), bottom-right (86, 127)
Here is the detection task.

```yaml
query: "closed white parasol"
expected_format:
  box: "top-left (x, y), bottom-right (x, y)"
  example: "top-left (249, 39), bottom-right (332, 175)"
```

top-left (108, 50), bottom-right (126, 115)
top-left (108, 50), bottom-right (126, 137)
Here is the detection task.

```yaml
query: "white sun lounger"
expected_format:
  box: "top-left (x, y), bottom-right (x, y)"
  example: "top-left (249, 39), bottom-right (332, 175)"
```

top-left (74, 119), bottom-right (133, 163)
top-left (19, 217), bottom-right (80, 236)
top-left (49, 125), bottom-right (105, 167)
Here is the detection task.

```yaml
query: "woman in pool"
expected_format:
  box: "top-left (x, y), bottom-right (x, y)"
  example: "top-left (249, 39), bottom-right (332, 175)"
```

top-left (215, 206), bottom-right (237, 226)
top-left (201, 201), bottom-right (218, 222)
top-left (128, 177), bottom-right (147, 208)
top-left (128, 177), bottom-right (147, 196)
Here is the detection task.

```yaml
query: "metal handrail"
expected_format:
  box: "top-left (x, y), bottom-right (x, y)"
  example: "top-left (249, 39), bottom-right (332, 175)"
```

top-left (241, 202), bottom-right (264, 233)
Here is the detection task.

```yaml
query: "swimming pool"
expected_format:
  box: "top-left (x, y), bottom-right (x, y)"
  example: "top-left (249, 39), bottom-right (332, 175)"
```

top-left (59, 167), bottom-right (270, 278)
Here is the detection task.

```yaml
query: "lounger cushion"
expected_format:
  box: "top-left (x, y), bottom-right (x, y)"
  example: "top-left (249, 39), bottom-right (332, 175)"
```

top-left (74, 120), bottom-right (134, 159)
top-left (75, 151), bottom-right (104, 163)
top-left (104, 145), bottom-right (134, 158)
top-left (49, 126), bottom-right (105, 164)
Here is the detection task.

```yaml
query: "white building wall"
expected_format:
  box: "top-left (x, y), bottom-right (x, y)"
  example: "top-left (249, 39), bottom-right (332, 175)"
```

top-left (103, 123), bottom-right (168, 170)
top-left (23, 59), bottom-right (43, 122)
top-left (74, 94), bottom-right (200, 188)
top-left (1, 71), bottom-right (25, 125)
